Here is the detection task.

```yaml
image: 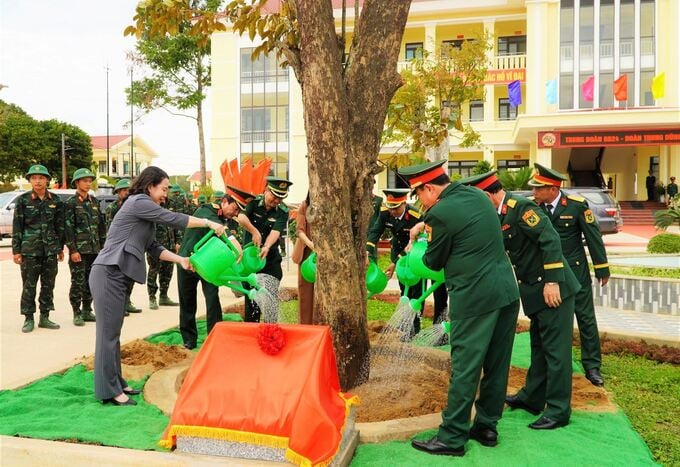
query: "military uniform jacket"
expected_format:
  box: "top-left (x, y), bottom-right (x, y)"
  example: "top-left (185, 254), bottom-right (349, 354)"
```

top-left (105, 199), bottom-right (121, 230)
top-left (243, 195), bottom-right (288, 260)
top-left (154, 202), bottom-right (177, 250)
top-left (12, 190), bottom-right (65, 256)
top-left (423, 182), bottom-right (519, 320)
top-left (549, 191), bottom-right (609, 280)
top-left (499, 192), bottom-right (580, 315)
top-left (178, 203), bottom-right (223, 257)
top-left (366, 204), bottom-right (422, 263)
top-left (65, 193), bottom-right (106, 255)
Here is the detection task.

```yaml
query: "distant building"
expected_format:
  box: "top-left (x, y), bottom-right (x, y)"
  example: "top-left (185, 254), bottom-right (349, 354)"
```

top-left (187, 170), bottom-right (212, 192)
top-left (91, 135), bottom-right (157, 178)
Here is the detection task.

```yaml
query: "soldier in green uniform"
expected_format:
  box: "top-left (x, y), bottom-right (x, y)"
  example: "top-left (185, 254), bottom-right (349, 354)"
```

top-left (105, 178), bottom-right (141, 315)
top-left (12, 164), bottom-right (65, 332)
top-left (463, 170), bottom-right (580, 431)
top-left (65, 168), bottom-right (106, 326)
top-left (147, 200), bottom-right (180, 309)
top-left (366, 189), bottom-right (424, 334)
top-left (197, 194), bottom-right (207, 207)
top-left (530, 163), bottom-right (610, 387)
top-left (177, 193), bottom-right (249, 349)
top-left (369, 194), bottom-right (383, 227)
top-left (398, 161), bottom-right (520, 457)
top-left (237, 177), bottom-right (292, 323)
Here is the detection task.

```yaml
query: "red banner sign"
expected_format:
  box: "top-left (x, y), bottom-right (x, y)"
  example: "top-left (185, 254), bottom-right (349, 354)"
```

top-left (485, 69), bottom-right (526, 84)
top-left (538, 129), bottom-right (680, 148)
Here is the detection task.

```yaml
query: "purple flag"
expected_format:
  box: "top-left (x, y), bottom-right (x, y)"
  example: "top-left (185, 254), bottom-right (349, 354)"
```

top-left (508, 80), bottom-right (522, 107)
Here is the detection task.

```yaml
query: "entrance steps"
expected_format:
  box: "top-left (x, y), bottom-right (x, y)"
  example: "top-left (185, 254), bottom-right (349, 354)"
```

top-left (619, 201), bottom-right (666, 225)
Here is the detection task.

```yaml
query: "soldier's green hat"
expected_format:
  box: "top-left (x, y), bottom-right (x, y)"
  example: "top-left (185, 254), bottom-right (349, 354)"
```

top-left (25, 164), bottom-right (51, 180)
top-left (186, 192), bottom-right (194, 200)
top-left (72, 168), bottom-right (96, 186)
top-left (460, 170), bottom-right (502, 192)
top-left (527, 163), bottom-right (567, 187)
top-left (169, 184), bottom-right (182, 194)
top-left (382, 189), bottom-right (410, 208)
top-left (113, 178), bottom-right (131, 193)
top-left (266, 176), bottom-right (293, 199)
top-left (198, 194), bottom-right (207, 203)
top-left (212, 190), bottom-right (225, 202)
top-left (397, 160), bottom-right (448, 194)
top-left (226, 185), bottom-right (255, 210)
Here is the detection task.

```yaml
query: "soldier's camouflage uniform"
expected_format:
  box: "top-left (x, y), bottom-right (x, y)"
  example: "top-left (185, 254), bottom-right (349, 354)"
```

top-left (12, 190), bottom-right (65, 318)
top-left (147, 202), bottom-right (177, 300)
top-left (65, 193), bottom-right (106, 317)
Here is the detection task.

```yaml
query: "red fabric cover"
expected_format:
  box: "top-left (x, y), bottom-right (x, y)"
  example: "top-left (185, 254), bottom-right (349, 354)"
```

top-left (161, 322), bottom-right (357, 466)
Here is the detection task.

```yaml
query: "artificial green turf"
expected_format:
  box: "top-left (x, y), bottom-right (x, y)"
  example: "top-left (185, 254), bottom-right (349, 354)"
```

top-left (146, 312), bottom-right (243, 347)
top-left (351, 409), bottom-right (658, 466)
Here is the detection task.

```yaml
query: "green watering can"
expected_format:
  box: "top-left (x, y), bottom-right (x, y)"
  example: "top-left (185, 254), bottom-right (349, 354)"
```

top-left (240, 243), bottom-right (266, 275)
top-left (300, 253), bottom-right (388, 298)
top-left (190, 231), bottom-right (261, 299)
top-left (395, 237), bottom-right (445, 312)
top-left (408, 239), bottom-right (445, 283)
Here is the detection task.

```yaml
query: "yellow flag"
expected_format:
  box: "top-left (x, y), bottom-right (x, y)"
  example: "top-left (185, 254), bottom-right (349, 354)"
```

top-left (651, 72), bottom-right (665, 99)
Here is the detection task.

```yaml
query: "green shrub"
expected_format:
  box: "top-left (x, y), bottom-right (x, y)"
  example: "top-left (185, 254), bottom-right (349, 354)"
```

top-left (647, 233), bottom-right (680, 254)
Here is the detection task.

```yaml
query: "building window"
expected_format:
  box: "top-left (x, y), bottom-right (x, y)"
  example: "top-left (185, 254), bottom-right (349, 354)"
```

top-left (498, 98), bottom-right (517, 120)
top-left (387, 168), bottom-right (410, 189)
top-left (497, 36), bottom-right (526, 56)
top-left (448, 160), bottom-right (477, 178)
top-left (98, 161), bottom-right (107, 175)
top-left (469, 100), bottom-right (484, 121)
top-left (405, 42), bottom-right (423, 60)
top-left (123, 161), bottom-right (129, 175)
top-left (111, 159), bottom-right (117, 174)
top-left (497, 159), bottom-right (529, 170)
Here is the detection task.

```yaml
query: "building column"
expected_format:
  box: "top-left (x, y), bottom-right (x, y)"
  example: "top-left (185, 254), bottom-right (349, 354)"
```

top-left (424, 22), bottom-right (437, 56)
top-left (483, 19), bottom-right (495, 123)
top-left (483, 146), bottom-right (494, 165)
top-left (529, 141), bottom-right (552, 166)
top-left (525, 0), bottom-right (558, 115)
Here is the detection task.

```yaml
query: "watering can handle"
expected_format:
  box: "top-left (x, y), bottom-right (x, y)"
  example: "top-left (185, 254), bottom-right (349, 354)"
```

top-left (193, 230), bottom-right (240, 255)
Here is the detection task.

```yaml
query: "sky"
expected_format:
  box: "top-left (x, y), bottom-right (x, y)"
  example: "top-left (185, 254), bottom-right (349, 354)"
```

top-left (0, 0), bottom-right (210, 175)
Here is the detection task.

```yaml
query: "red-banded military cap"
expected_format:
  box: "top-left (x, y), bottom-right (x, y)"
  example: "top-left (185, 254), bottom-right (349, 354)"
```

top-left (528, 163), bottom-right (568, 187)
top-left (382, 188), bottom-right (410, 208)
top-left (226, 185), bottom-right (255, 210)
top-left (460, 170), bottom-right (502, 192)
top-left (397, 160), bottom-right (448, 193)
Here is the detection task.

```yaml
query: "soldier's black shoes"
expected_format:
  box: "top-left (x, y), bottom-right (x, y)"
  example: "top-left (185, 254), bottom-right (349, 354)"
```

top-left (411, 436), bottom-right (464, 456)
top-left (82, 310), bottom-right (96, 322)
top-left (73, 314), bottom-right (85, 327)
top-left (149, 296), bottom-right (159, 310)
top-left (158, 295), bottom-right (179, 306)
top-left (126, 301), bottom-right (142, 313)
top-left (585, 368), bottom-right (605, 387)
top-left (469, 427), bottom-right (498, 447)
top-left (38, 316), bottom-right (60, 330)
top-left (103, 397), bottom-right (137, 406)
top-left (505, 394), bottom-right (541, 415)
top-left (183, 343), bottom-right (196, 350)
top-left (123, 388), bottom-right (141, 395)
top-left (528, 416), bottom-right (568, 430)
top-left (22, 319), bottom-right (35, 333)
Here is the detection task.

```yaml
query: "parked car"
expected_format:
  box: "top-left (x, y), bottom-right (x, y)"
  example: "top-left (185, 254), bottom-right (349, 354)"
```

top-left (512, 187), bottom-right (622, 235)
top-left (0, 189), bottom-right (107, 238)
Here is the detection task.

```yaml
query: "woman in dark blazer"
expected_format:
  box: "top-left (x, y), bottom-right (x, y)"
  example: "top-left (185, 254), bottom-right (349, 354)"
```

top-left (90, 166), bottom-right (226, 406)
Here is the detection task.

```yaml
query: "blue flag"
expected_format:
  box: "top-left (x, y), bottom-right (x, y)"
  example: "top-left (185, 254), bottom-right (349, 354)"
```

top-left (546, 79), bottom-right (557, 104)
top-left (508, 80), bottom-right (522, 107)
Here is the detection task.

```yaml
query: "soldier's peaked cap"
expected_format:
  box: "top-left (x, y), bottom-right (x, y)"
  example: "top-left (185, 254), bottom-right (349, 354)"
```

top-left (382, 189), bottom-right (410, 208)
top-left (226, 185), bottom-right (255, 210)
top-left (266, 176), bottom-right (293, 198)
top-left (397, 160), bottom-right (448, 193)
top-left (528, 163), bottom-right (567, 187)
top-left (460, 170), bottom-right (502, 192)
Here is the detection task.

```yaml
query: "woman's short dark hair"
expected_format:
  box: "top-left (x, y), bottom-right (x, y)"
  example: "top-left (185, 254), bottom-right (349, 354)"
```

top-left (129, 166), bottom-right (169, 196)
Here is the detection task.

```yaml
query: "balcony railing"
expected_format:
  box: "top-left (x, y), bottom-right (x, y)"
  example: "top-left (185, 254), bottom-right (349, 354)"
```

top-left (241, 130), bottom-right (289, 143)
top-left (397, 54), bottom-right (526, 72)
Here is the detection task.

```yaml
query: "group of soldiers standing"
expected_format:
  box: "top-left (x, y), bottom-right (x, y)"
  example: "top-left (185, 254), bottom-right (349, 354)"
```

top-left (11, 163), bottom-right (226, 333)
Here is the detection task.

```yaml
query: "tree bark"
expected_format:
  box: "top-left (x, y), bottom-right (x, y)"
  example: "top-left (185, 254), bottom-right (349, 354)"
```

top-left (196, 60), bottom-right (207, 186)
top-left (296, 0), bottom-right (411, 390)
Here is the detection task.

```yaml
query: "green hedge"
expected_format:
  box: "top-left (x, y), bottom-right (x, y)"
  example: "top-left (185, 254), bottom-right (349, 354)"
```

top-left (647, 233), bottom-right (680, 254)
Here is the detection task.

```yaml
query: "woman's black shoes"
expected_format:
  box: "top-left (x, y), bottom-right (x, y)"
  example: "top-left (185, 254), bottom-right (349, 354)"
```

top-left (103, 397), bottom-right (137, 406)
top-left (123, 388), bottom-right (141, 395)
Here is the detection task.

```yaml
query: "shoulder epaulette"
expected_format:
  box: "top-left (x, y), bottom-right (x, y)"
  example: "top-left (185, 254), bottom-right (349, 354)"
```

top-left (408, 209), bottom-right (421, 219)
top-left (567, 194), bottom-right (586, 203)
top-left (506, 198), bottom-right (517, 208)
top-left (278, 203), bottom-right (289, 213)
top-left (380, 206), bottom-right (389, 212)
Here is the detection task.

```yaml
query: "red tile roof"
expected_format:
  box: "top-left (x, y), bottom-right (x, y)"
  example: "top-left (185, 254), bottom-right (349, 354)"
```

top-left (188, 171), bottom-right (212, 182)
top-left (91, 135), bottom-right (130, 150)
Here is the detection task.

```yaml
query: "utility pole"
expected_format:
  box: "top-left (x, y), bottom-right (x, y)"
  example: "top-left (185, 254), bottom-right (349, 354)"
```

top-left (130, 67), bottom-right (134, 177)
top-left (106, 65), bottom-right (110, 177)
top-left (61, 133), bottom-right (67, 188)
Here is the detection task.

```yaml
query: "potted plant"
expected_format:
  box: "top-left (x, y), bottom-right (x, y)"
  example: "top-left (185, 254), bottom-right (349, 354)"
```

top-left (656, 184), bottom-right (666, 203)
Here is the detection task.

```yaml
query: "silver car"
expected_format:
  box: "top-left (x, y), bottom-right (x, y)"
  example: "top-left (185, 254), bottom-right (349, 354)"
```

top-left (0, 189), bottom-right (83, 238)
top-left (513, 187), bottom-right (623, 235)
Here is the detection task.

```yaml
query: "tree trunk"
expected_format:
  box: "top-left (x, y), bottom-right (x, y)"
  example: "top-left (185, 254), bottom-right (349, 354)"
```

top-left (296, 0), bottom-right (411, 390)
top-left (197, 64), bottom-right (207, 186)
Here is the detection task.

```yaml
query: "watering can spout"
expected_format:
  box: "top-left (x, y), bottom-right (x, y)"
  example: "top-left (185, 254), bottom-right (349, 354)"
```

top-left (441, 321), bottom-right (451, 334)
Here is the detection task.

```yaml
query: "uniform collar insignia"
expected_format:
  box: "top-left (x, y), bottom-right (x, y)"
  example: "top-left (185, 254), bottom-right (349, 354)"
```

top-left (501, 224), bottom-right (511, 230)
top-left (561, 197), bottom-right (567, 207)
